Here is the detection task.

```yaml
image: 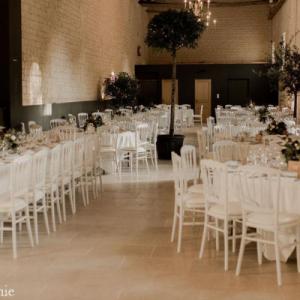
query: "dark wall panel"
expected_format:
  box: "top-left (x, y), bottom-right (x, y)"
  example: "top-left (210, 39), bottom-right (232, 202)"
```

top-left (5, 0), bottom-right (103, 130)
top-left (135, 64), bottom-right (278, 113)
top-left (0, 0), bottom-right (10, 125)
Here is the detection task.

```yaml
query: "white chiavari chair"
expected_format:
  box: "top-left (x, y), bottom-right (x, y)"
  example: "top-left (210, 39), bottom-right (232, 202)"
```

top-left (236, 166), bottom-right (300, 286)
top-left (213, 140), bottom-right (238, 162)
top-left (199, 159), bottom-right (242, 271)
top-left (146, 121), bottom-right (159, 169)
top-left (45, 144), bottom-right (62, 232)
top-left (197, 129), bottom-right (209, 162)
top-left (30, 149), bottom-right (50, 244)
top-left (60, 141), bottom-right (75, 221)
top-left (180, 145), bottom-right (202, 195)
top-left (72, 137), bottom-right (87, 212)
top-left (58, 126), bottom-right (77, 141)
top-left (83, 135), bottom-right (98, 204)
top-left (78, 113), bottom-right (88, 129)
top-left (98, 126), bottom-right (119, 174)
top-left (50, 118), bottom-right (67, 129)
top-left (0, 155), bottom-right (34, 258)
top-left (171, 152), bottom-right (205, 253)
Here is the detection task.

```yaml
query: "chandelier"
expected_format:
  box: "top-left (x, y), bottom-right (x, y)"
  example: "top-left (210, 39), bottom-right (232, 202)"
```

top-left (184, 0), bottom-right (216, 26)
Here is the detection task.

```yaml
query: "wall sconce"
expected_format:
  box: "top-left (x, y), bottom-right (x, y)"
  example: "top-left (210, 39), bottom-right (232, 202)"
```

top-left (43, 103), bottom-right (52, 116)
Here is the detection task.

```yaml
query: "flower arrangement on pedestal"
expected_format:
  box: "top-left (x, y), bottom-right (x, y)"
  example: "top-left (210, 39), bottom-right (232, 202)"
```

top-left (103, 72), bottom-right (139, 108)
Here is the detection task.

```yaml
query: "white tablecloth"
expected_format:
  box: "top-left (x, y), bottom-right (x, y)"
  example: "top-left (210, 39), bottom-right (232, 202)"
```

top-left (227, 169), bottom-right (300, 261)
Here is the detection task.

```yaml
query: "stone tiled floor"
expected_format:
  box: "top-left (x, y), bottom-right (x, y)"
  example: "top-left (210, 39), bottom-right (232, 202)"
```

top-left (0, 162), bottom-right (299, 299)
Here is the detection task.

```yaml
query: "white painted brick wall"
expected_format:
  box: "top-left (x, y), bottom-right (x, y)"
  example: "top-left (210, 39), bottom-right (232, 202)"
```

top-left (148, 4), bottom-right (272, 64)
top-left (21, 0), bottom-right (148, 106)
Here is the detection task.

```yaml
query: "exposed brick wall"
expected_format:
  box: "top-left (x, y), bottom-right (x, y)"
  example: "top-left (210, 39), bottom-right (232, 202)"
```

top-left (148, 4), bottom-right (271, 64)
top-left (21, 0), bottom-right (148, 106)
top-left (272, 0), bottom-right (300, 47)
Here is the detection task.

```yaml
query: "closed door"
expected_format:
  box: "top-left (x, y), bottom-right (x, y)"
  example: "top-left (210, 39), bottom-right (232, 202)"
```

top-left (195, 79), bottom-right (211, 121)
top-left (162, 79), bottom-right (178, 105)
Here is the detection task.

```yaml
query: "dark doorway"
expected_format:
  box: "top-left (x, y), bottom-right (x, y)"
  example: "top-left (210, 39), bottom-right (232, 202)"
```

top-left (0, 0), bottom-right (10, 126)
top-left (227, 79), bottom-right (250, 106)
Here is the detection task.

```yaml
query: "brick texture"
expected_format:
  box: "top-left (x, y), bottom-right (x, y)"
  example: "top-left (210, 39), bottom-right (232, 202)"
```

top-left (272, 0), bottom-right (300, 46)
top-left (21, 0), bottom-right (148, 106)
top-left (148, 4), bottom-right (271, 64)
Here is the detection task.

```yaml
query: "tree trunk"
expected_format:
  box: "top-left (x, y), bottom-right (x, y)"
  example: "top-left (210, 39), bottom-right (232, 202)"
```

top-left (169, 51), bottom-right (176, 136)
top-left (294, 91), bottom-right (298, 119)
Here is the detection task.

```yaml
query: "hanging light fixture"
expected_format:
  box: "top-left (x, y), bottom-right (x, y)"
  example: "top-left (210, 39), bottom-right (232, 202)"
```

top-left (184, 0), bottom-right (216, 27)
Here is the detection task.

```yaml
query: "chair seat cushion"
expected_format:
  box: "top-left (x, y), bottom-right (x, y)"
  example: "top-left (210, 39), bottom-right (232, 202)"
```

top-left (120, 147), bottom-right (146, 153)
top-left (182, 193), bottom-right (205, 209)
top-left (188, 184), bottom-right (203, 194)
top-left (247, 212), bottom-right (300, 228)
top-left (100, 147), bottom-right (116, 153)
top-left (208, 202), bottom-right (242, 218)
top-left (0, 195), bottom-right (27, 213)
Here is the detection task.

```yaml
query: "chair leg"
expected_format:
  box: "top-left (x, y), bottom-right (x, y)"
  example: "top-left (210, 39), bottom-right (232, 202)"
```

top-left (80, 179), bottom-right (87, 207)
top-left (154, 148), bottom-right (158, 169)
top-left (61, 187), bottom-right (67, 222)
top-left (257, 229), bottom-right (263, 265)
top-left (55, 189), bottom-right (62, 224)
top-left (145, 156), bottom-right (150, 173)
top-left (85, 175), bottom-right (90, 205)
top-left (51, 194), bottom-right (56, 232)
top-left (236, 222), bottom-right (247, 276)
top-left (232, 220), bottom-right (236, 253)
top-left (72, 179), bottom-right (77, 213)
top-left (33, 201), bottom-right (39, 245)
top-left (136, 156), bottom-right (139, 176)
top-left (224, 221), bottom-right (229, 271)
top-left (12, 213), bottom-right (17, 259)
top-left (0, 221), bottom-right (3, 244)
top-left (177, 208), bottom-right (184, 253)
top-left (215, 219), bottom-right (220, 252)
top-left (171, 206), bottom-right (177, 242)
top-left (25, 207), bottom-right (34, 248)
top-left (68, 183), bottom-right (75, 215)
top-left (274, 233), bottom-right (282, 286)
top-left (199, 214), bottom-right (208, 259)
top-left (42, 197), bottom-right (50, 235)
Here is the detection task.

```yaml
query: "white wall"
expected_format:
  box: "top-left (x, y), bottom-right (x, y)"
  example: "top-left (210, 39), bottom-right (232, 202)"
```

top-left (21, 0), bottom-right (148, 106)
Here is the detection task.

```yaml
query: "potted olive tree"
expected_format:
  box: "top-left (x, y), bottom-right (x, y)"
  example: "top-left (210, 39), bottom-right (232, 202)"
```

top-left (145, 9), bottom-right (205, 159)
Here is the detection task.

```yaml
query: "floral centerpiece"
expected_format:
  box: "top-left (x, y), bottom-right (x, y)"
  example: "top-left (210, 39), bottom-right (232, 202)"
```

top-left (266, 118), bottom-right (288, 135)
top-left (256, 106), bottom-right (271, 123)
top-left (83, 114), bottom-right (103, 132)
top-left (281, 137), bottom-right (300, 176)
top-left (0, 129), bottom-right (24, 152)
top-left (281, 137), bottom-right (300, 163)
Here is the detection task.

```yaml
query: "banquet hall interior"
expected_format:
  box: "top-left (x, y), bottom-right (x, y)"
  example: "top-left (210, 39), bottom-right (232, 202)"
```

top-left (1, 0), bottom-right (300, 299)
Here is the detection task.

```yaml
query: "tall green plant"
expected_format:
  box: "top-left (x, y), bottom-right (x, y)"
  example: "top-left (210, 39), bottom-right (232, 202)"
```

top-left (264, 41), bottom-right (300, 117)
top-left (145, 9), bottom-right (205, 135)
top-left (104, 72), bottom-right (139, 107)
